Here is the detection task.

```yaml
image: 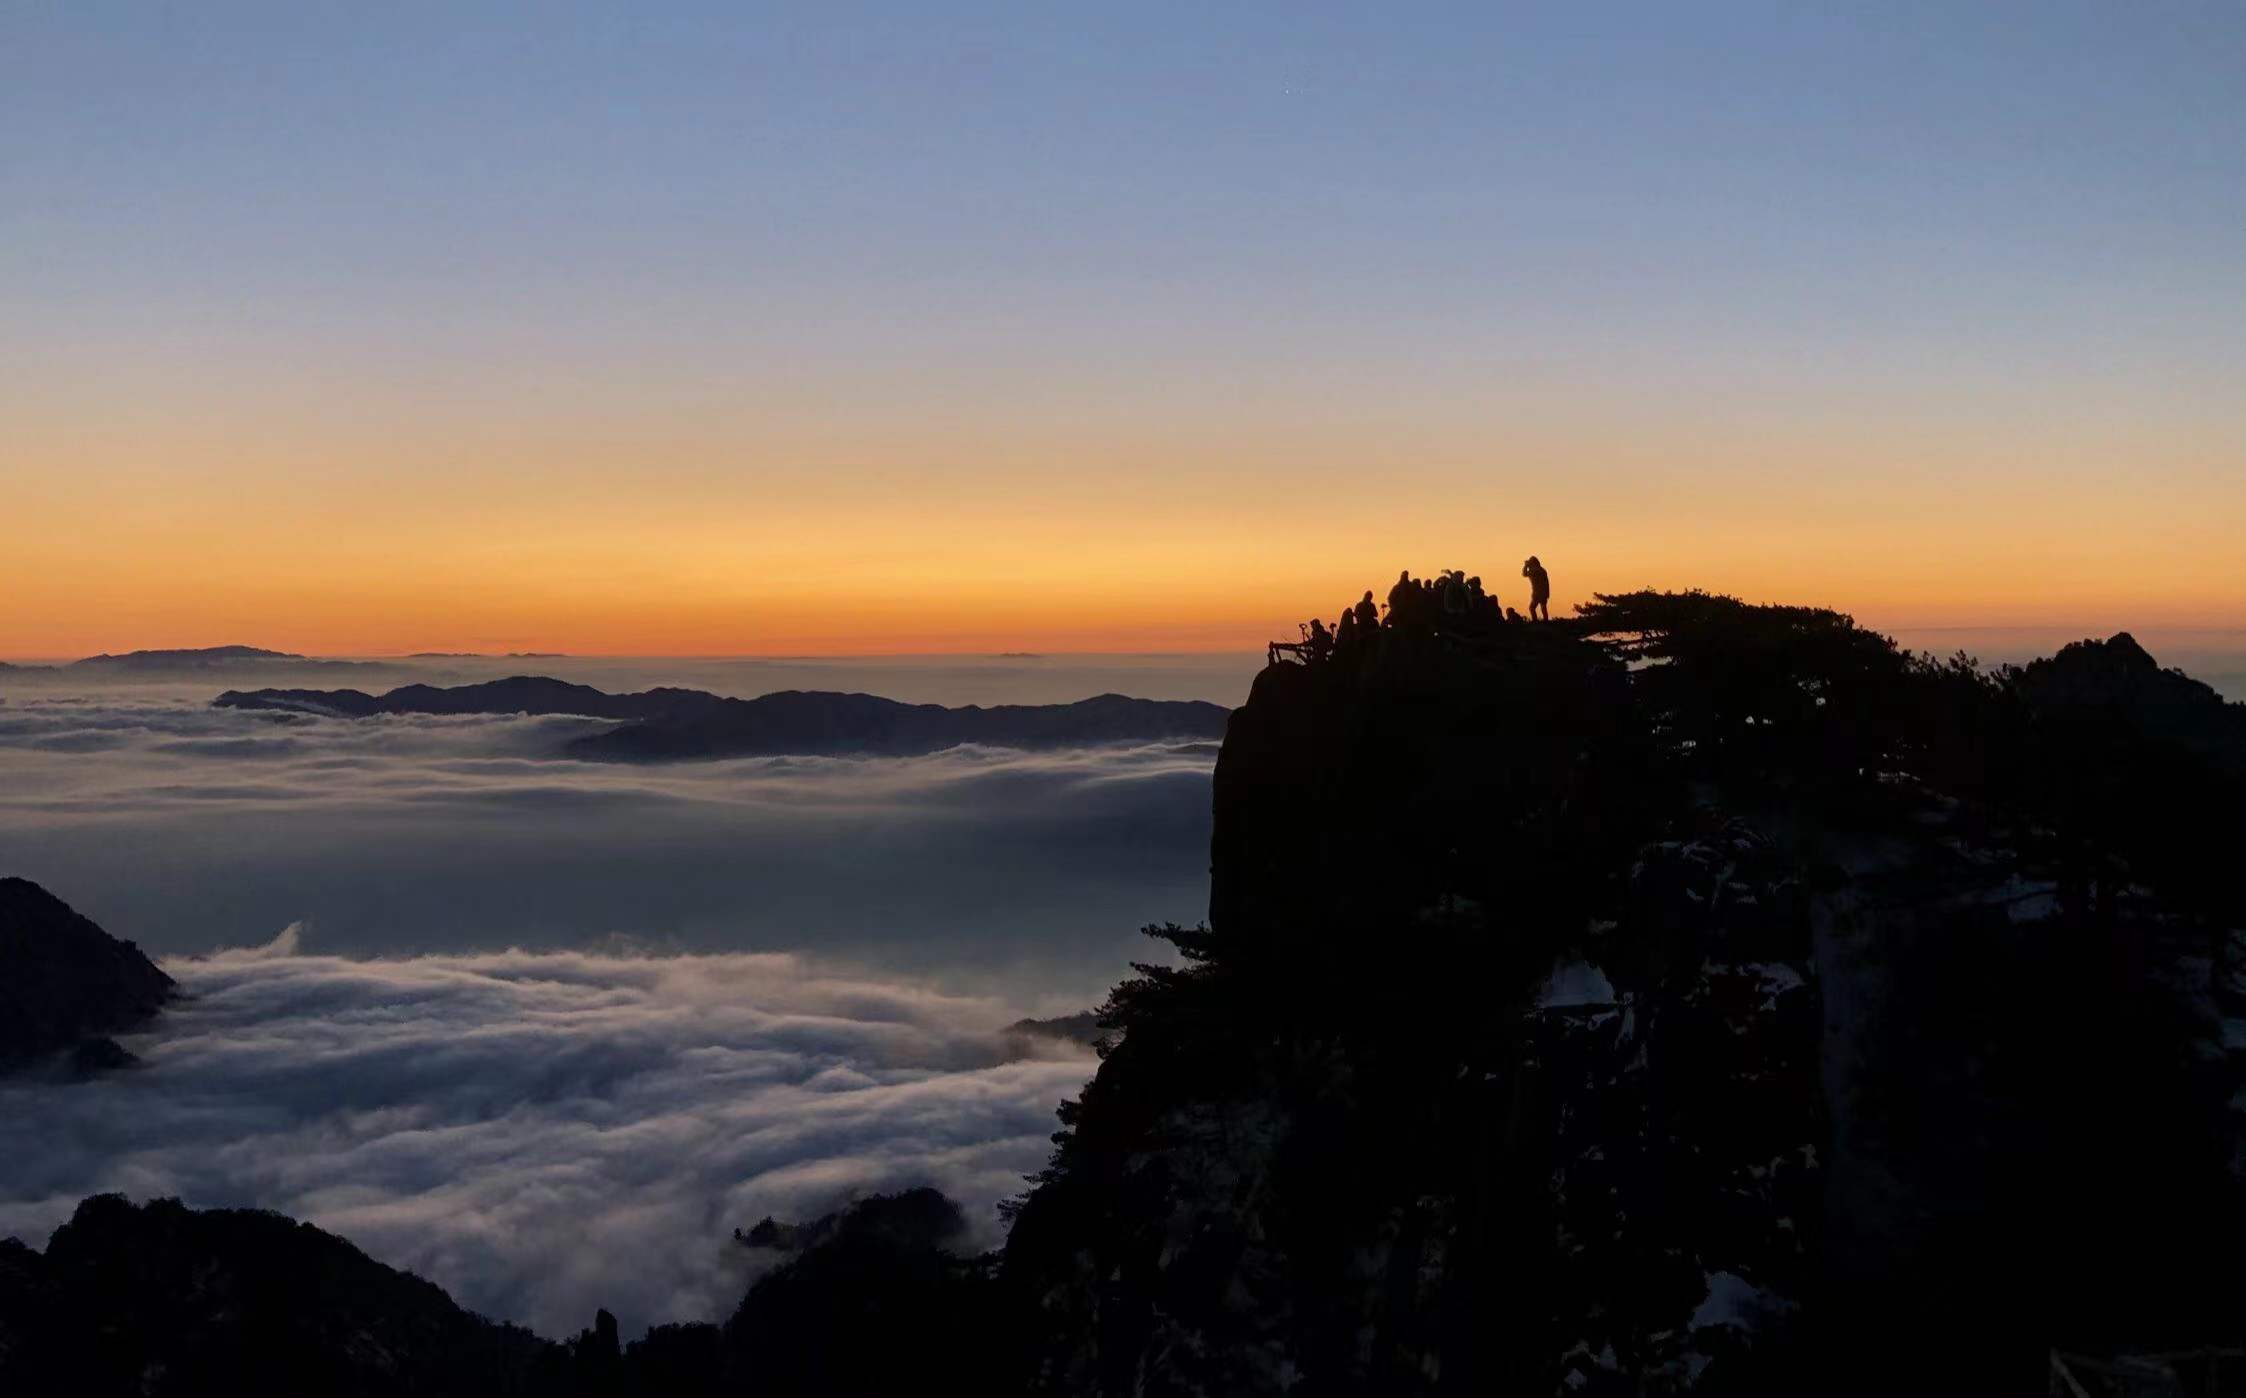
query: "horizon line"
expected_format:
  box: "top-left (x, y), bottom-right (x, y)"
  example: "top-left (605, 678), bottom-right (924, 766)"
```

top-left (12, 623), bottom-right (2246, 667)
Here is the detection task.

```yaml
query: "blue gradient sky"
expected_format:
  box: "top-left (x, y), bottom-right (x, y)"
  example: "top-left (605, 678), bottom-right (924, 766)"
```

top-left (6, 2), bottom-right (2242, 652)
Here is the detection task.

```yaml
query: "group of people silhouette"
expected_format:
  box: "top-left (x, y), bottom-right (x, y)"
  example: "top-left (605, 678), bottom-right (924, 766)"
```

top-left (1271, 557), bottom-right (1555, 665)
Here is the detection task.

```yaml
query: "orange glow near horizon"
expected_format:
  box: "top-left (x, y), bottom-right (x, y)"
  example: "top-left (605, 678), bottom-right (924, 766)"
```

top-left (6, 389), bottom-right (2241, 658)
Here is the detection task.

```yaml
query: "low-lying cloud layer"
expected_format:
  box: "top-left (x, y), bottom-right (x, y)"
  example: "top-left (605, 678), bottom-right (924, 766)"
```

top-left (0, 943), bottom-right (1096, 1338)
top-left (0, 678), bottom-right (1194, 1335)
top-left (0, 692), bottom-right (1215, 998)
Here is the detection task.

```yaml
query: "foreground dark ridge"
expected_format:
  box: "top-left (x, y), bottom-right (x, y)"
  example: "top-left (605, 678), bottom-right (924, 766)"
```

top-left (214, 677), bottom-right (1232, 760)
top-left (0, 1189), bottom-right (990, 1398)
top-left (1003, 588), bottom-right (2245, 1395)
top-left (10, 582), bottom-right (2244, 1396)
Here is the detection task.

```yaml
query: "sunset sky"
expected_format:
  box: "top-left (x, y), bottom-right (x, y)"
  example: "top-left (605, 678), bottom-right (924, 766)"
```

top-left (6, 2), bottom-right (2242, 656)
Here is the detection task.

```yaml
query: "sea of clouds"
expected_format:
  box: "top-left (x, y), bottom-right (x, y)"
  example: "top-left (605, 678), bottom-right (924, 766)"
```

top-left (0, 937), bottom-right (1098, 1338)
top-left (0, 680), bottom-right (1211, 1337)
top-left (0, 691), bottom-right (1217, 995)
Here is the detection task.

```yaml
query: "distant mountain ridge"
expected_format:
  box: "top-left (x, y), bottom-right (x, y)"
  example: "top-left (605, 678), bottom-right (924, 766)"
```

top-left (74, 645), bottom-right (302, 667)
top-left (213, 676), bottom-right (1232, 760)
top-left (1, 646), bottom-right (388, 676)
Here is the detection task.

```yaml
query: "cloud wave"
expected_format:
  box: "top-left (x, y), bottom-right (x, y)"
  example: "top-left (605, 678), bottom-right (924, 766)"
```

top-left (0, 943), bottom-right (1094, 1338)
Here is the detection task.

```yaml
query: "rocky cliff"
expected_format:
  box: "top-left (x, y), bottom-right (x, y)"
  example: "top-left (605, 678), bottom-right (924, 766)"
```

top-left (998, 589), bottom-right (2246, 1394)
top-left (1001, 609), bottom-right (1820, 1394)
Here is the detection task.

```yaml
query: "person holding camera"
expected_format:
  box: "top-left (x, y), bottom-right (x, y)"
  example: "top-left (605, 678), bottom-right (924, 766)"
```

top-left (1521, 556), bottom-right (1551, 621)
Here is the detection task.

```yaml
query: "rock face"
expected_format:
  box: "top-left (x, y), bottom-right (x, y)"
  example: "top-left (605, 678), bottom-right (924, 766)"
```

top-left (215, 679), bottom-right (1232, 761)
top-left (0, 879), bottom-right (173, 1071)
top-left (2017, 632), bottom-right (2245, 762)
top-left (999, 590), bottom-right (2246, 1395)
top-left (1003, 616), bottom-right (1820, 1394)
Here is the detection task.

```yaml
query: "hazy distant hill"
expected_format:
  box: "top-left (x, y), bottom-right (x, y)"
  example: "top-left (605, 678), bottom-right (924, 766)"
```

top-left (0, 647), bottom-right (393, 678)
top-left (74, 645), bottom-right (302, 667)
top-left (213, 676), bottom-right (1232, 760)
top-left (69, 646), bottom-right (389, 675)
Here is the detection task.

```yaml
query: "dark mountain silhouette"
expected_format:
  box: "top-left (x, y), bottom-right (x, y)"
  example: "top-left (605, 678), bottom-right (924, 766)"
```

top-left (0, 1191), bottom-right (993, 1398)
top-left (213, 678), bottom-right (1232, 760)
top-left (998, 587), bottom-right (2246, 1394)
top-left (218, 675), bottom-right (669, 720)
top-left (0, 1195), bottom-right (555, 1397)
top-left (716, 1189), bottom-right (1001, 1394)
top-left (0, 879), bottom-right (172, 1072)
top-left (9, 577), bottom-right (2244, 1394)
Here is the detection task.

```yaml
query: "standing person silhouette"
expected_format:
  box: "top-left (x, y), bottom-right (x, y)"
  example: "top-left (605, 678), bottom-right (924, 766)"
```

top-left (1522, 556), bottom-right (1551, 621)
top-left (1386, 570), bottom-right (1416, 627)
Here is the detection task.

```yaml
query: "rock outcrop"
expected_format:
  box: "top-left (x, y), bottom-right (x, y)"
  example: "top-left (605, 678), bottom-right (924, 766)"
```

top-left (998, 589), bottom-right (2246, 1394)
top-left (1002, 614), bottom-right (1818, 1394)
top-left (0, 879), bottom-right (173, 1071)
